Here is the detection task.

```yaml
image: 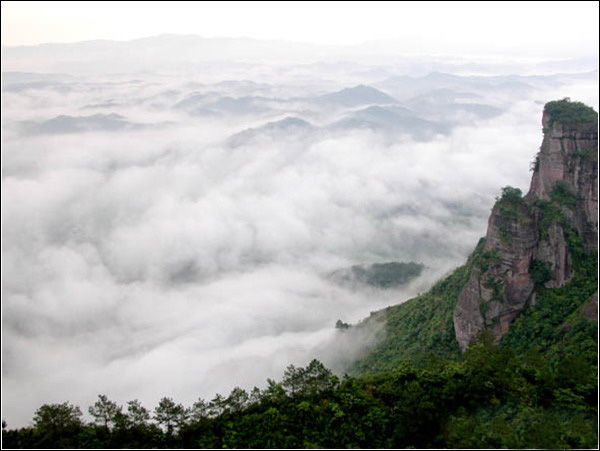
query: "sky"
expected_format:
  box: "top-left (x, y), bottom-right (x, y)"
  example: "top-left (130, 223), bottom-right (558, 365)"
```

top-left (1, 1), bottom-right (599, 57)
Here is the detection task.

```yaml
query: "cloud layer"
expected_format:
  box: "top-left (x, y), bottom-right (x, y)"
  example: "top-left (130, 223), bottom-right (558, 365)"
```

top-left (2, 55), bottom-right (598, 426)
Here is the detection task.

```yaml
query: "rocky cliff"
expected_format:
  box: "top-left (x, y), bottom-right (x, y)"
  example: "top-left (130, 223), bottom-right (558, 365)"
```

top-left (453, 99), bottom-right (598, 351)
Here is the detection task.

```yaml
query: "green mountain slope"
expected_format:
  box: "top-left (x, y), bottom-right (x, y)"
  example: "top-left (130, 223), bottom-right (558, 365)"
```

top-left (348, 243), bottom-right (481, 373)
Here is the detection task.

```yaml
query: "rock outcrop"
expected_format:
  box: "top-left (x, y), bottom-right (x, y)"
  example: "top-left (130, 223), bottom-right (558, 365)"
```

top-left (453, 100), bottom-right (598, 351)
top-left (528, 110), bottom-right (598, 251)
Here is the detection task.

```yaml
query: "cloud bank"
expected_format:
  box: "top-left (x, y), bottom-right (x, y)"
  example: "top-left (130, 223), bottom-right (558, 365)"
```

top-left (2, 49), bottom-right (598, 426)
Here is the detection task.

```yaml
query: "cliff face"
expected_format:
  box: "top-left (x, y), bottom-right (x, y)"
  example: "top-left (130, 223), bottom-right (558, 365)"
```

top-left (528, 112), bottom-right (598, 251)
top-left (453, 101), bottom-right (598, 351)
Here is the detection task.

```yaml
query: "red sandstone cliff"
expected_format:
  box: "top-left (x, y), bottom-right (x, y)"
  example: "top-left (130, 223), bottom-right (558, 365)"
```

top-left (453, 101), bottom-right (598, 351)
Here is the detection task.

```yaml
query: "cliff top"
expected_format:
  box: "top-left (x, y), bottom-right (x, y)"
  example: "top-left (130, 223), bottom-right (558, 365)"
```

top-left (544, 98), bottom-right (597, 126)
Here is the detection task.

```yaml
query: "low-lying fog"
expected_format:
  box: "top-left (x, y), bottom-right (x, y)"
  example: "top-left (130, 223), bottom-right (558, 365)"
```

top-left (2, 39), bottom-right (598, 426)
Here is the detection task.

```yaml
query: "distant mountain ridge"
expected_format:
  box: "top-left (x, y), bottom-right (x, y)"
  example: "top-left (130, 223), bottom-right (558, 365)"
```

top-left (329, 105), bottom-right (449, 140)
top-left (315, 85), bottom-right (398, 107)
top-left (8, 113), bottom-right (141, 135)
top-left (227, 116), bottom-right (316, 147)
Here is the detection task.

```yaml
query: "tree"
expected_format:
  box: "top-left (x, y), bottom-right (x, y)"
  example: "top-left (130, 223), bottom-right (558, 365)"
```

top-left (207, 394), bottom-right (226, 418)
top-left (261, 379), bottom-right (286, 403)
top-left (88, 394), bottom-right (121, 430)
top-left (282, 364), bottom-right (304, 396)
top-left (125, 399), bottom-right (151, 428)
top-left (225, 387), bottom-right (249, 413)
top-left (249, 386), bottom-right (262, 405)
top-left (33, 402), bottom-right (83, 433)
top-left (282, 360), bottom-right (338, 397)
top-left (188, 398), bottom-right (209, 422)
top-left (497, 186), bottom-right (523, 204)
top-left (154, 397), bottom-right (187, 434)
top-left (335, 319), bottom-right (350, 330)
top-left (302, 359), bottom-right (338, 396)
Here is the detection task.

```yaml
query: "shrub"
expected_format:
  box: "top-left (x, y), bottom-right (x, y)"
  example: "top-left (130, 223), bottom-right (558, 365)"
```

top-left (550, 181), bottom-right (578, 208)
top-left (497, 186), bottom-right (523, 205)
top-left (530, 153), bottom-right (540, 172)
top-left (496, 187), bottom-right (526, 232)
top-left (544, 98), bottom-right (597, 126)
top-left (530, 260), bottom-right (552, 286)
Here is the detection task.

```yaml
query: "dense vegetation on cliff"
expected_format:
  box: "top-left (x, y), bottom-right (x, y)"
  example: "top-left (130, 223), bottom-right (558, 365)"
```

top-left (544, 98), bottom-right (598, 125)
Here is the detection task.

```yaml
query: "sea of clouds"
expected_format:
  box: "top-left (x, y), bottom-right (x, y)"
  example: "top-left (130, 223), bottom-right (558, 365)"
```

top-left (2, 44), bottom-right (598, 426)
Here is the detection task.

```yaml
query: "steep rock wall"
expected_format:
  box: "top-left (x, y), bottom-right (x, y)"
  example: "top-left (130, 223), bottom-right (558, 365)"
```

top-left (529, 111), bottom-right (598, 251)
top-left (453, 103), bottom-right (598, 351)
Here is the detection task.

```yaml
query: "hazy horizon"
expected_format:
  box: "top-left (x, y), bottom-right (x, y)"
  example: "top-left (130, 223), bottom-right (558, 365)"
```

top-left (2, 2), bottom-right (598, 57)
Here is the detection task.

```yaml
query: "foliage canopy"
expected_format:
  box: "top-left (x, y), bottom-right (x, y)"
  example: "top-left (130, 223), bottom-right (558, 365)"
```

top-left (544, 98), bottom-right (597, 125)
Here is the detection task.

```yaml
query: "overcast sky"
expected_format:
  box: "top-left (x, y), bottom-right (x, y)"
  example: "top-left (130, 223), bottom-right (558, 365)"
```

top-left (2, 1), bottom-right (599, 58)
